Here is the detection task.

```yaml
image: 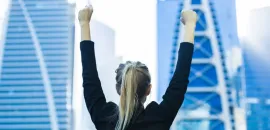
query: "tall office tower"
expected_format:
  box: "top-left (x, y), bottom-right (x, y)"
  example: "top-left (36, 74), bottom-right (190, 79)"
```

top-left (0, 0), bottom-right (74, 129)
top-left (243, 7), bottom-right (270, 130)
top-left (158, 0), bottom-right (241, 129)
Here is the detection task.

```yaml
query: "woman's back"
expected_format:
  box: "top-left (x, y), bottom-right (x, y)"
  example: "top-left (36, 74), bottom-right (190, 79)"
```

top-left (92, 101), bottom-right (182, 130)
top-left (81, 41), bottom-right (194, 130)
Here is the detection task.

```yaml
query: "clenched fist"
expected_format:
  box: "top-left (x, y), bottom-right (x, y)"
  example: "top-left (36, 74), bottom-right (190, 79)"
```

top-left (181, 10), bottom-right (197, 25)
top-left (78, 5), bottom-right (93, 25)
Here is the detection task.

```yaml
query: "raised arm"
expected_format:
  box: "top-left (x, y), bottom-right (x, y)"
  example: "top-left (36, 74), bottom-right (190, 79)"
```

top-left (79, 6), bottom-right (107, 123)
top-left (158, 10), bottom-right (197, 122)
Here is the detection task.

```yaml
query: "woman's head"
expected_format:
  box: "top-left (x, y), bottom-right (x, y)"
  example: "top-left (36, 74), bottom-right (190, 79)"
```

top-left (115, 61), bottom-right (151, 130)
top-left (115, 61), bottom-right (151, 101)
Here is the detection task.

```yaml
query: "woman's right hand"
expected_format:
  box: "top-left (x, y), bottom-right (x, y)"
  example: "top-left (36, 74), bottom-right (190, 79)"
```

top-left (78, 5), bottom-right (93, 26)
top-left (181, 10), bottom-right (197, 43)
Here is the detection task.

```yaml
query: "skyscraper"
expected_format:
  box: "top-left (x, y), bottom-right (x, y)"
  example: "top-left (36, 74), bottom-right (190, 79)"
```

top-left (0, 0), bottom-right (74, 129)
top-left (157, 0), bottom-right (241, 129)
top-left (243, 6), bottom-right (270, 130)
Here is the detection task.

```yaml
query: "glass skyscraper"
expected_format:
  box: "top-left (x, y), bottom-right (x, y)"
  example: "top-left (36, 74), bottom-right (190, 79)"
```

top-left (0, 0), bottom-right (74, 129)
top-left (243, 7), bottom-right (270, 130)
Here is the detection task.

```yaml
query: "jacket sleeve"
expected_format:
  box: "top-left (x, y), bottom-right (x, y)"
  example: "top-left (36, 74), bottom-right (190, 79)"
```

top-left (80, 40), bottom-right (107, 124)
top-left (158, 42), bottom-right (194, 122)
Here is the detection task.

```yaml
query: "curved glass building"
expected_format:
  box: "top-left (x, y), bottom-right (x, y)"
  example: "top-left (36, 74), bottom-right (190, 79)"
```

top-left (0, 0), bottom-right (74, 129)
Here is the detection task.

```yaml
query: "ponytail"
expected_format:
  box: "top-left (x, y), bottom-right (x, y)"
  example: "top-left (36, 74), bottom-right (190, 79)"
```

top-left (116, 63), bottom-right (138, 130)
top-left (115, 61), bottom-right (151, 130)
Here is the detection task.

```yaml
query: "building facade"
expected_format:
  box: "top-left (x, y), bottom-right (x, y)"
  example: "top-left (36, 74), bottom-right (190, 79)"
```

top-left (0, 0), bottom-right (74, 129)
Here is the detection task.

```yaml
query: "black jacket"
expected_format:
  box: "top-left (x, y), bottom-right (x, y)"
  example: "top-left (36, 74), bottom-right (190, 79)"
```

top-left (80, 40), bottom-right (194, 130)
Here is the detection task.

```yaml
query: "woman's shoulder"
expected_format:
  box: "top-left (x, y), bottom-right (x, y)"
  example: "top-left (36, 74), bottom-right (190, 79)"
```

top-left (98, 102), bottom-right (118, 117)
top-left (97, 101), bottom-right (119, 122)
top-left (145, 101), bottom-right (159, 112)
top-left (105, 101), bottom-right (118, 109)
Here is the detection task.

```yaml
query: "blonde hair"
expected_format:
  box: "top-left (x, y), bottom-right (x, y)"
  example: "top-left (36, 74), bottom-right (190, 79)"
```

top-left (115, 61), bottom-right (151, 130)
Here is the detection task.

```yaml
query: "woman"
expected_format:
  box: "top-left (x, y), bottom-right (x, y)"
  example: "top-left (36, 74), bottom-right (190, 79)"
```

top-left (79, 5), bottom-right (197, 130)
